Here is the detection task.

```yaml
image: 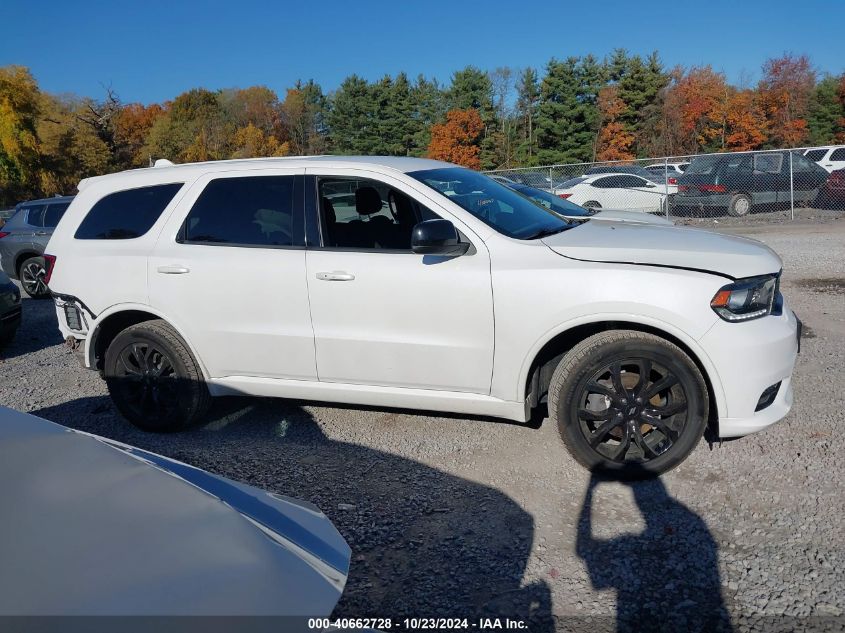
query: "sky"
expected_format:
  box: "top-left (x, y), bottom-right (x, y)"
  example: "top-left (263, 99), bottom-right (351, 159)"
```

top-left (3, 0), bottom-right (844, 104)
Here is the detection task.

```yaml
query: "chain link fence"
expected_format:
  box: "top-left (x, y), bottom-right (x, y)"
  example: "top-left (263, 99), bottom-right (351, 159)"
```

top-left (485, 146), bottom-right (845, 225)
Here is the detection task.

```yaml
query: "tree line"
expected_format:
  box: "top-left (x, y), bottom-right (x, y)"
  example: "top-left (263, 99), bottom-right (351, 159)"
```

top-left (1, 51), bottom-right (844, 205)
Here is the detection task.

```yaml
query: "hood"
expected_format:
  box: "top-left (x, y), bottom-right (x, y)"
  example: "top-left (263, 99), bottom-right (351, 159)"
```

top-left (0, 406), bottom-right (350, 616)
top-left (543, 221), bottom-right (781, 279)
top-left (589, 209), bottom-right (674, 226)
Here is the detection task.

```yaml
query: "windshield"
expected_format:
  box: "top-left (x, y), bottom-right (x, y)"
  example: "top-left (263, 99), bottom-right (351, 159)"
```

top-left (409, 168), bottom-right (572, 239)
top-left (510, 184), bottom-right (592, 217)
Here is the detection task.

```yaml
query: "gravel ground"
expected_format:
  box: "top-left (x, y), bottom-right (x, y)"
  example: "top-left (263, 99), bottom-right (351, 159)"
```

top-left (1, 217), bottom-right (843, 632)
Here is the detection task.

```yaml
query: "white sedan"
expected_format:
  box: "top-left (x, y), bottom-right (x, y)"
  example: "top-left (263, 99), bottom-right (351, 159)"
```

top-left (554, 173), bottom-right (677, 214)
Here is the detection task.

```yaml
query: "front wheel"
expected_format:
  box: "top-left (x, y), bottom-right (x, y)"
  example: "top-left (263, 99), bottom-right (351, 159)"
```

top-left (549, 330), bottom-right (708, 478)
top-left (104, 319), bottom-right (210, 431)
top-left (583, 200), bottom-right (602, 209)
top-left (19, 256), bottom-right (50, 298)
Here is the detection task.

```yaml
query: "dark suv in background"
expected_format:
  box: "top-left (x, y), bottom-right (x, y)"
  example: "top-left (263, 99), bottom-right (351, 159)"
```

top-left (674, 151), bottom-right (828, 217)
top-left (0, 196), bottom-right (73, 297)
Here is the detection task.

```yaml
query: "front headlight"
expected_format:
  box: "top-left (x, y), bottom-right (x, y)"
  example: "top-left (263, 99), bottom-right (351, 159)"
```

top-left (710, 274), bottom-right (778, 322)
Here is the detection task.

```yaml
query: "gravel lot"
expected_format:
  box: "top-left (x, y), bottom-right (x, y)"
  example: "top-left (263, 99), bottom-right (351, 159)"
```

top-left (1, 216), bottom-right (843, 632)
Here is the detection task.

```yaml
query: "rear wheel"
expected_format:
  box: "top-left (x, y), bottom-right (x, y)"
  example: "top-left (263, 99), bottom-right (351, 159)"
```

top-left (727, 193), bottom-right (752, 217)
top-left (548, 330), bottom-right (708, 478)
top-left (19, 256), bottom-right (50, 298)
top-left (104, 319), bottom-right (210, 431)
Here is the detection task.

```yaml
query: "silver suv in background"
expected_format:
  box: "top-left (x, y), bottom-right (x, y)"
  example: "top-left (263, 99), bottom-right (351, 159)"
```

top-left (0, 196), bottom-right (73, 298)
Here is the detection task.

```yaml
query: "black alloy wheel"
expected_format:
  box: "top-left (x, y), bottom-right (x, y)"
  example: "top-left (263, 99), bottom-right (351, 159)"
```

top-left (105, 319), bottom-right (210, 431)
top-left (549, 330), bottom-right (708, 477)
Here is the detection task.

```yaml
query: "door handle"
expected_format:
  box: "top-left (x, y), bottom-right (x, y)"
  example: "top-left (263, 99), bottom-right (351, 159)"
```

top-left (34, 231), bottom-right (49, 236)
top-left (316, 271), bottom-right (355, 281)
top-left (157, 265), bottom-right (190, 274)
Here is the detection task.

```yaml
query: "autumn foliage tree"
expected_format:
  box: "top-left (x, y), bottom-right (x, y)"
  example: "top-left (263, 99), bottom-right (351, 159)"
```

top-left (427, 108), bottom-right (483, 169)
top-left (758, 54), bottom-right (815, 147)
top-left (595, 85), bottom-right (635, 160)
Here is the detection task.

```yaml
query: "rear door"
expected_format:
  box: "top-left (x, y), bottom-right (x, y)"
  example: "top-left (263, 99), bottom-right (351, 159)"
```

top-left (790, 152), bottom-right (829, 204)
top-left (149, 169), bottom-right (316, 381)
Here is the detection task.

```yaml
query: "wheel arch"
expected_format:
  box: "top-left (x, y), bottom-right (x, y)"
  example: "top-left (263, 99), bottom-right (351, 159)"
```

top-left (86, 304), bottom-right (209, 379)
top-left (522, 318), bottom-right (723, 429)
top-left (15, 250), bottom-right (42, 276)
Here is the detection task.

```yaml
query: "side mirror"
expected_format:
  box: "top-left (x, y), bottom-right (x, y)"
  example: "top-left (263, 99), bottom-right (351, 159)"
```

top-left (411, 219), bottom-right (469, 256)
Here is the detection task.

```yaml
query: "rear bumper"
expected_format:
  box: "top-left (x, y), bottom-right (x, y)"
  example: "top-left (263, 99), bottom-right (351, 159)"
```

top-left (673, 194), bottom-right (731, 209)
top-left (698, 303), bottom-right (800, 438)
top-left (0, 281), bottom-right (21, 336)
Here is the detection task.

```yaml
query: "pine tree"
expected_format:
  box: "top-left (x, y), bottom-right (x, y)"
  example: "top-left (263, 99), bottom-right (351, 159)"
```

top-left (535, 57), bottom-right (602, 164)
top-left (328, 75), bottom-right (375, 154)
top-left (409, 75), bottom-right (445, 156)
top-left (807, 76), bottom-right (845, 145)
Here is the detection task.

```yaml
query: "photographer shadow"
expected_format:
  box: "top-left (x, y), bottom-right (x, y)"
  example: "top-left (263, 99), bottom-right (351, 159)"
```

top-left (576, 471), bottom-right (733, 632)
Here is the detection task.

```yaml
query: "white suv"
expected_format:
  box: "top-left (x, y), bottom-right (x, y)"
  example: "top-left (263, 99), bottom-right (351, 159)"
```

top-left (803, 146), bottom-right (845, 173)
top-left (46, 157), bottom-right (800, 476)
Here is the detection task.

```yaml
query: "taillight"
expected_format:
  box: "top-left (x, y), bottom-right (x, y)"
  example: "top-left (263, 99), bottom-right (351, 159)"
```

top-left (43, 254), bottom-right (56, 285)
top-left (558, 193), bottom-right (572, 199)
top-left (698, 184), bottom-right (726, 193)
top-left (678, 185), bottom-right (689, 192)
top-left (668, 177), bottom-right (678, 185)
top-left (0, 232), bottom-right (9, 239)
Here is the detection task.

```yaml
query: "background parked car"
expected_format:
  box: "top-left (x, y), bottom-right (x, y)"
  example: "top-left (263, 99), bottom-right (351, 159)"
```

top-left (803, 145), bottom-right (845, 173)
top-left (583, 164), bottom-right (672, 185)
top-left (553, 173), bottom-right (675, 213)
top-left (0, 405), bottom-right (351, 618)
top-left (506, 183), bottom-right (674, 225)
top-left (644, 162), bottom-right (690, 184)
top-left (0, 195), bottom-right (73, 298)
top-left (818, 169), bottom-right (845, 208)
top-left (0, 270), bottom-right (21, 347)
top-left (675, 151), bottom-right (829, 217)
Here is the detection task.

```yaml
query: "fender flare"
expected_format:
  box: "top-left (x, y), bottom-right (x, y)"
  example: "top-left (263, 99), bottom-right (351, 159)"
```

top-left (516, 313), bottom-right (727, 420)
top-left (85, 303), bottom-right (211, 380)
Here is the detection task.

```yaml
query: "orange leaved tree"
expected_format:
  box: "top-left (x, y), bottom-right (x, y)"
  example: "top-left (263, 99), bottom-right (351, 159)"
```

top-left (595, 85), bottom-right (635, 161)
top-left (427, 108), bottom-right (484, 169)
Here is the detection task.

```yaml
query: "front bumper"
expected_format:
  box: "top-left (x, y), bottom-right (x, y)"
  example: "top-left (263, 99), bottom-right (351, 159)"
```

top-left (698, 301), bottom-right (800, 438)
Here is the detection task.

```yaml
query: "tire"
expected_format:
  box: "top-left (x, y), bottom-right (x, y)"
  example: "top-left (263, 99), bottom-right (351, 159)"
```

top-left (104, 319), bottom-right (210, 432)
top-left (548, 330), bottom-right (708, 478)
top-left (583, 201), bottom-right (602, 209)
top-left (727, 193), bottom-right (752, 217)
top-left (19, 256), bottom-right (50, 298)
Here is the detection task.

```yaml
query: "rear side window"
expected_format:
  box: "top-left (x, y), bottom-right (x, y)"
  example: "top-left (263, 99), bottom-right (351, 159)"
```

top-left (804, 149), bottom-right (827, 161)
top-left (75, 184), bottom-right (183, 240)
top-left (24, 205), bottom-right (47, 227)
top-left (181, 176), bottom-right (296, 247)
top-left (43, 202), bottom-right (70, 228)
top-left (753, 153), bottom-right (784, 174)
top-left (830, 148), bottom-right (845, 161)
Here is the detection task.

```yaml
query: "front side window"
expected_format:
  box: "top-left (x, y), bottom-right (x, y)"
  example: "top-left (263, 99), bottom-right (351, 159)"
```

top-left (76, 184), bottom-right (183, 240)
top-left (409, 168), bottom-right (572, 240)
top-left (182, 176), bottom-right (296, 247)
top-left (830, 148), bottom-right (845, 161)
top-left (318, 177), bottom-right (436, 250)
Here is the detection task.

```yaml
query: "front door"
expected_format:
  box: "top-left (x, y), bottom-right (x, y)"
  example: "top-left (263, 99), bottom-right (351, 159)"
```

top-left (304, 169), bottom-right (495, 394)
top-left (149, 169), bottom-right (317, 381)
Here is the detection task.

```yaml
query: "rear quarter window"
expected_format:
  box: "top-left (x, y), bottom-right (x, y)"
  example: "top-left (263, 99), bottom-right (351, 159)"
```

top-left (805, 149), bottom-right (827, 161)
top-left (75, 183), bottom-right (183, 240)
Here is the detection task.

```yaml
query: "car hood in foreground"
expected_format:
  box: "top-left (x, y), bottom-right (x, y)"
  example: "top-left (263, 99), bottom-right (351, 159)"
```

top-left (0, 406), bottom-right (350, 616)
top-left (542, 220), bottom-right (781, 279)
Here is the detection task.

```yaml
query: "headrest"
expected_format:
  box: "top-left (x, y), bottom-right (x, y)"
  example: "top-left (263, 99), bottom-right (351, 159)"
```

top-left (355, 187), bottom-right (382, 215)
